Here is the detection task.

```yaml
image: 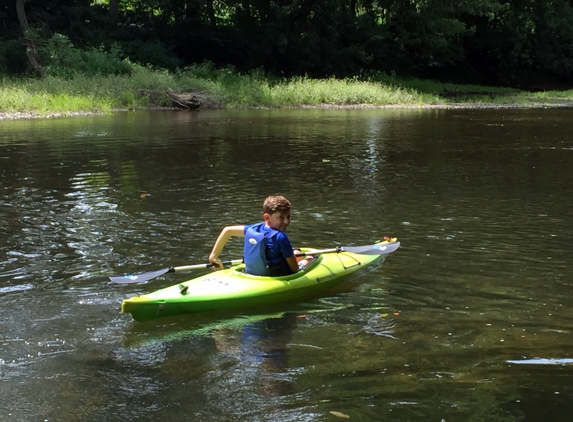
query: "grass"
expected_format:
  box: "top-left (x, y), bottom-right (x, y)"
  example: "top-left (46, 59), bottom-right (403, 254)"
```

top-left (1, 63), bottom-right (573, 118)
top-left (267, 76), bottom-right (432, 106)
top-left (0, 77), bottom-right (114, 114)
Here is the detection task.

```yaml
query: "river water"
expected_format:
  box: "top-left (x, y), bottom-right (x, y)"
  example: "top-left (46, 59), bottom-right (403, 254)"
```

top-left (1, 108), bottom-right (573, 421)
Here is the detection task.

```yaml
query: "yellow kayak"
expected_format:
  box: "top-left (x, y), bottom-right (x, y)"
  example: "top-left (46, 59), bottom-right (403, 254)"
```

top-left (121, 238), bottom-right (399, 321)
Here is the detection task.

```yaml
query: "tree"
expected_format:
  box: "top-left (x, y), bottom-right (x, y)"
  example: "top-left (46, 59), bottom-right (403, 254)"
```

top-left (109, 0), bottom-right (119, 19)
top-left (15, 0), bottom-right (44, 77)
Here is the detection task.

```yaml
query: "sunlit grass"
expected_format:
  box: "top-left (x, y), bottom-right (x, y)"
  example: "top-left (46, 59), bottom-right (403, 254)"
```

top-left (2, 64), bottom-right (573, 117)
top-left (0, 78), bottom-right (113, 114)
top-left (266, 77), bottom-right (436, 106)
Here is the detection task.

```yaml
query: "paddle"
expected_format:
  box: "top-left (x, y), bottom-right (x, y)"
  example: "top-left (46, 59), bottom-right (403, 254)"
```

top-left (109, 240), bottom-right (400, 284)
top-left (297, 241), bottom-right (401, 257)
top-left (109, 259), bottom-right (244, 284)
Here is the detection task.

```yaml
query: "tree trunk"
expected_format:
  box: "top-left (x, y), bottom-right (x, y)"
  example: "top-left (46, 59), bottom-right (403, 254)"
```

top-left (350, 0), bottom-right (356, 17)
top-left (206, 0), bottom-right (217, 27)
top-left (109, 0), bottom-right (119, 20)
top-left (15, 0), bottom-right (44, 77)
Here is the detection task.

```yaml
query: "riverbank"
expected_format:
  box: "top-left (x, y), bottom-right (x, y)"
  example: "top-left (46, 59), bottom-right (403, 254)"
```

top-left (0, 111), bottom-right (106, 121)
top-left (2, 64), bottom-right (573, 121)
top-left (3, 100), bottom-right (573, 122)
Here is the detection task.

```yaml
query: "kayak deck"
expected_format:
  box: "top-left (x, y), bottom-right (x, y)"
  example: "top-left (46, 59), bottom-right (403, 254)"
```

top-left (122, 238), bottom-right (399, 321)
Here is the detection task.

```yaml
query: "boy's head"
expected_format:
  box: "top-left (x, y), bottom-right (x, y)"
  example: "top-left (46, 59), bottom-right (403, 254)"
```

top-left (263, 196), bottom-right (292, 232)
top-left (263, 196), bottom-right (292, 215)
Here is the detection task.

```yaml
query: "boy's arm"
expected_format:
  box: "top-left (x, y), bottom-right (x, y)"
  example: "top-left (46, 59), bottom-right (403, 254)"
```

top-left (209, 225), bottom-right (245, 268)
top-left (278, 233), bottom-right (299, 274)
top-left (285, 256), bottom-right (299, 274)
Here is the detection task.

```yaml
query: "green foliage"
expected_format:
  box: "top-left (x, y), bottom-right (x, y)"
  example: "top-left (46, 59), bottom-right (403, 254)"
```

top-left (2, 65), bottom-right (573, 119)
top-left (268, 76), bottom-right (429, 107)
top-left (121, 39), bottom-right (181, 70)
top-left (177, 62), bottom-right (236, 82)
top-left (37, 33), bottom-right (134, 78)
top-left (0, 83), bottom-right (112, 114)
top-left (462, 0), bottom-right (573, 86)
top-left (2, 0), bottom-right (573, 88)
top-left (0, 39), bottom-right (28, 75)
top-left (122, 90), bottom-right (136, 108)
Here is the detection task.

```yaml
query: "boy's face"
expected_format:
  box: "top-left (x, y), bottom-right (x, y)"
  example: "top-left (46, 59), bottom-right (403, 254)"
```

top-left (264, 210), bottom-right (291, 232)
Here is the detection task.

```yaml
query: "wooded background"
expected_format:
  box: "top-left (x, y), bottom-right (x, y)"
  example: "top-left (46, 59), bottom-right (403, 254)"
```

top-left (2, 0), bottom-right (573, 88)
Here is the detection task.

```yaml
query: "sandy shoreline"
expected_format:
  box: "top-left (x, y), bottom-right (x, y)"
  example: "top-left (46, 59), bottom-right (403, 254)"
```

top-left (0, 111), bottom-right (104, 121)
top-left (2, 101), bottom-right (573, 121)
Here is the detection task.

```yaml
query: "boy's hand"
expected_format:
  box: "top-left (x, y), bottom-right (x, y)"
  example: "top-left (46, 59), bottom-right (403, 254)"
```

top-left (209, 255), bottom-right (223, 269)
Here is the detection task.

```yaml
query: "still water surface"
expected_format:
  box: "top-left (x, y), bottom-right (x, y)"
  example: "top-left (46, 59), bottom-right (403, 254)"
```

top-left (1, 108), bottom-right (573, 421)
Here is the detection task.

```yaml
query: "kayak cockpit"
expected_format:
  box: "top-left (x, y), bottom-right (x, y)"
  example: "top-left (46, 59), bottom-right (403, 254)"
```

top-left (228, 253), bottom-right (322, 280)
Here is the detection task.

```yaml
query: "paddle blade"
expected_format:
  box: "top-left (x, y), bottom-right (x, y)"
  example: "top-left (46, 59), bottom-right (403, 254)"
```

top-left (109, 267), bottom-right (172, 284)
top-left (342, 241), bottom-right (400, 255)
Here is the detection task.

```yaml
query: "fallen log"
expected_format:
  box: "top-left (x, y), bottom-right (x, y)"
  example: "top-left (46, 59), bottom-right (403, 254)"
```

top-left (165, 90), bottom-right (224, 109)
top-left (165, 90), bottom-right (201, 109)
top-left (136, 90), bottom-right (223, 109)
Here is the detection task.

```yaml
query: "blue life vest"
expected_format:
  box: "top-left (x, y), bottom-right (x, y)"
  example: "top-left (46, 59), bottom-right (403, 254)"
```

top-left (244, 223), bottom-right (279, 276)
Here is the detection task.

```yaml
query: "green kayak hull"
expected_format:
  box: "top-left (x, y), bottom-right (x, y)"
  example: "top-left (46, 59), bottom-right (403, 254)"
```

top-left (121, 238), bottom-right (399, 322)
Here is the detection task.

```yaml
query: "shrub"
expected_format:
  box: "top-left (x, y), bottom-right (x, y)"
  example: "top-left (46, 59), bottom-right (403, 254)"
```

top-left (121, 39), bottom-right (180, 70)
top-left (38, 33), bottom-right (133, 78)
top-left (0, 39), bottom-right (28, 75)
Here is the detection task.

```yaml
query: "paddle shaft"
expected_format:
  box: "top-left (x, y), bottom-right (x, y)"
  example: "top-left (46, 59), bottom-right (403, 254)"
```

top-left (109, 259), bottom-right (243, 283)
top-left (172, 259), bottom-right (244, 272)
top-left (110, 241), bottom-right (399, 284)
top-left (295, 241), bottom-right (400, 257)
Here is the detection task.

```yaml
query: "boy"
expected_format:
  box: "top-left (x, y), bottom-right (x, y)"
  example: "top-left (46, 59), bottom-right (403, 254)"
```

top-left (209, 195), bottom-right (312, 276)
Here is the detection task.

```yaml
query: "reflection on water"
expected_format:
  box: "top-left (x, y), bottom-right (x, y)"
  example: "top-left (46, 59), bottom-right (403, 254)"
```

top-left (1, 108), bottom-right (573, 421)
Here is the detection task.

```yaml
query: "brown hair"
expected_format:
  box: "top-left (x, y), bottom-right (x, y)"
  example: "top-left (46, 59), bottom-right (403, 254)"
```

top-left (263, 195), bottom-right (292, 214)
